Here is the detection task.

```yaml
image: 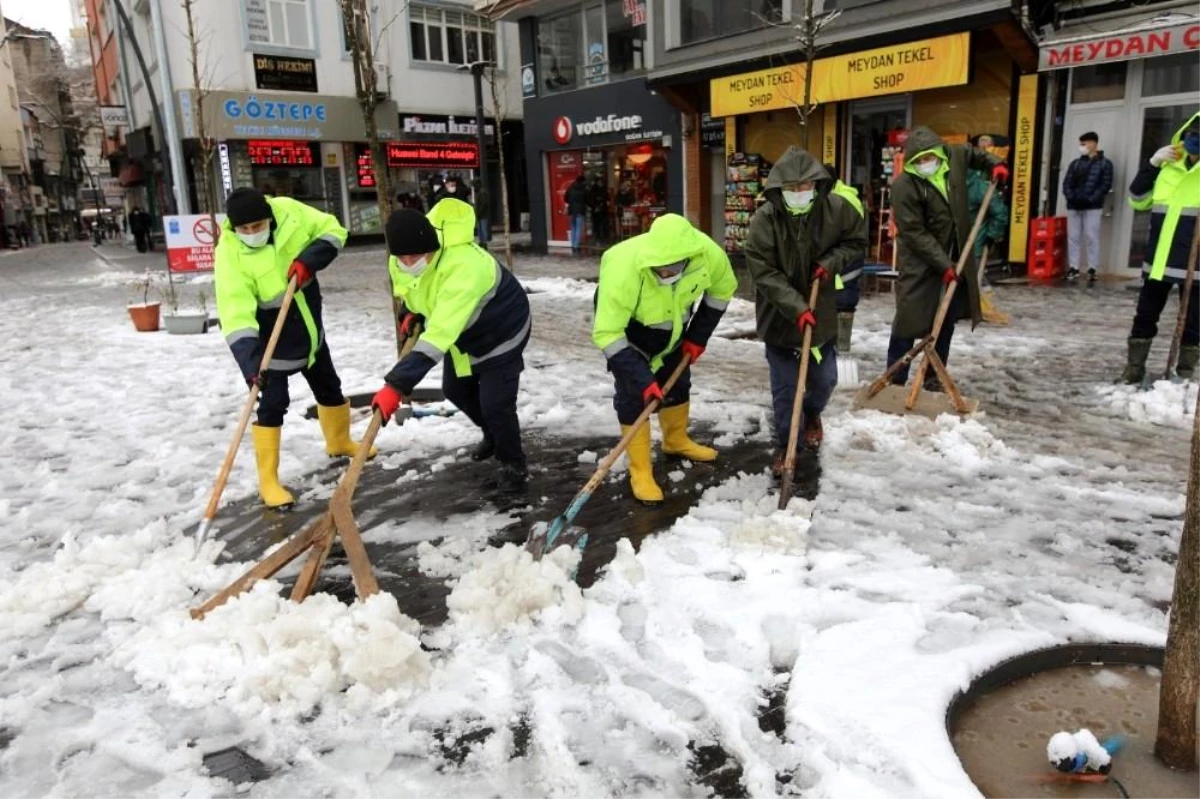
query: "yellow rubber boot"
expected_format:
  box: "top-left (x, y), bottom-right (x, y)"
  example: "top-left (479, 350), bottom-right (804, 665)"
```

top-left (317, 401), bottom-right (378, 458)
top-left (622, 423), bottom-right (663, 504)
top-left (659, 402), bottom-right (717, 462)
top-left (251, 424), bottom-right (296, 509)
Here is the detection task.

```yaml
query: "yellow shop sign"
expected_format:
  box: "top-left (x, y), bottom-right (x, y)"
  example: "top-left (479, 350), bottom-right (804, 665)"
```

top-left (711, 33), bottom-right (970, 117)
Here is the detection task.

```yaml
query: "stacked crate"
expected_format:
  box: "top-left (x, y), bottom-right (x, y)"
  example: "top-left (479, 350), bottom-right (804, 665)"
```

top-left (1027, 216), bottom-right (1067, 280)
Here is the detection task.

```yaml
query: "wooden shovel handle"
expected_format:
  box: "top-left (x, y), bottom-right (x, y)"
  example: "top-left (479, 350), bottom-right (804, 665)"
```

top-left (200, 276), bottom-right (299, 524)
top-left (779, 281), bottom-right (821, 507)
top-left (581, 353), bottom-right (693, 496)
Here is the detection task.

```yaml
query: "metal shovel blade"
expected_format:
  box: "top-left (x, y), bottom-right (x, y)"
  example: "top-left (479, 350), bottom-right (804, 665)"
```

top-left (525, 517), bottom-right (589, 562)
top-left (852, 383), bottom-right (979, 420)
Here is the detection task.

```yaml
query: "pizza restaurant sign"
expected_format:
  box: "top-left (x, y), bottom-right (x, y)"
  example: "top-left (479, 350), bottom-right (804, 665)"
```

top-left (1039, 22), bottom-right (1200, 70)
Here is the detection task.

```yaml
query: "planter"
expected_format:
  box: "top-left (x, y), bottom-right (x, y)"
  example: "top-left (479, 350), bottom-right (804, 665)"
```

top-left (947, 643), bottom-right (1196, 798)
top-left (127, 303), bottom-right (161, 332)
top-left (164, 312), bottom-right (209, 335)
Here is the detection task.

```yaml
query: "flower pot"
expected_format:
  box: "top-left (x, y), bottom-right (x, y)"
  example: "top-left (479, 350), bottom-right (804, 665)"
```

top-left (164, 312), bottom-right (209, 335)
top-left (127, 303), bottom-right (161, 332)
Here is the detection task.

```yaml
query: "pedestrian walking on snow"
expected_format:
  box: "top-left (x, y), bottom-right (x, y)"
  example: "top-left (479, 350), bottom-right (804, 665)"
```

top-left (214, 187), bottom-right (369, 509)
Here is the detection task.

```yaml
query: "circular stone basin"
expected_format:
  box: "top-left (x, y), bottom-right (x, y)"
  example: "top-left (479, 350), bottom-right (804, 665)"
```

top-left (948, 644), bottom-right (1198, 798)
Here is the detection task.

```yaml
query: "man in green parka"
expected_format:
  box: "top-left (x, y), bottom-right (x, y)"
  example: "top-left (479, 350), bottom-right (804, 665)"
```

top-left (886, 127), bottom-right (1008, 388)
top-left (744, 147), bottom-right (867, 471)
top-left (593, 214), bottom-right (737, 504)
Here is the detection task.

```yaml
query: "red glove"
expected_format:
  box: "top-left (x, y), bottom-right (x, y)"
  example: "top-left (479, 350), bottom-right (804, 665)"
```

top-left (797, 309), bottom-right (816, 332)
top-left (813, 265), bottom-right (830, 285)
top-left (642, 382), bottom-right (664, 406)
top-left (991, 164), bottom-right (1010, 185)
top-left (681, 339), bottom-right (705, 364)
top-left (372, 385), bottom-right (403, 423)
top-left (942, 267), bottom-right (959, 287)
top-left (287, 260), bottom-right (312, 286)
top-left (397, 312), bottom-right (419, 337)
top-left (246, 372), bottom-right (269, 391)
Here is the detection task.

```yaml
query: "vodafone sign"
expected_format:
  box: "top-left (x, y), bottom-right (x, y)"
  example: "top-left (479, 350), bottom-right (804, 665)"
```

top-left (552, 113), bottom-right (644, 144)
top-left (1039, 22), bottom-right (1200, 70)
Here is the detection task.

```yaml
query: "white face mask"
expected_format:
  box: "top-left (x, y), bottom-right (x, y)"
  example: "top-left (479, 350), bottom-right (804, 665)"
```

top-left (916, 159), bottom-right (941, 177)
top-left (237, 228), bottom-right (271, 248)
top-left (783, 189), bottom-right (815, 209)
top-left (656, 271), bottom-right (684, 286)
top-left (1079, 145), bottom-right (1091, 156)
top-left (400, 256), bottom-right (429, 277)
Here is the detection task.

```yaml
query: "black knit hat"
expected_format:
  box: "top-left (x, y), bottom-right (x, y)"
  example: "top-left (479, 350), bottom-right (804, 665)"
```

top-left (225, 188), bottom-right (273, 227)
top-left (386, 209), bottom-right (440, 256)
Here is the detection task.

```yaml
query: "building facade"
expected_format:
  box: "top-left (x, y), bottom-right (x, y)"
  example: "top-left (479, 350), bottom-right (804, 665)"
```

top-left (0, 11), bottom-right (31, 247)
top-left (84, 0), bottom-right (527, 236)
top-left (492, 0), bottom-right (1050, 258)
top-left (5, 19), bottom-right (83, 244)
top-left (1037, 0), bottom-right (1198, 277)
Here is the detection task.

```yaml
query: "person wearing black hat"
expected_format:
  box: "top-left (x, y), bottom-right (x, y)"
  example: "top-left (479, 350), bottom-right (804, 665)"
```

top-left (214, 187), bottom-right (371, 509)
top-left (371, 198), bottom-right (533, 490)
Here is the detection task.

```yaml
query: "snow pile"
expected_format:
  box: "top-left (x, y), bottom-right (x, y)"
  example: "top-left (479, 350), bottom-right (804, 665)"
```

top-left (446, 544), bottom-right (584, 633)
top-left (1096, 379), bottom-right (1197, 427)
top-left (116, 586), bottom-right (430, 717)
top-left (695, 473), bottom-right (812, 552)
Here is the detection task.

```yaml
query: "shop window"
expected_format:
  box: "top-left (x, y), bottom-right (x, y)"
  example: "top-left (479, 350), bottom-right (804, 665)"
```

top-left (245, 0), bottom-right (312, 50)
top-left (1070, 62), bottom-right (1126, 103)
top-left (410, 5), bottom-right (495, 66)
top-left (606, 0), bottom-right (645, 78)
top-left (679, 0), bottom-right (781, 45)
top-left (1142, 51), bottom-right (1200, 97)
top-left (538, 12), bottom-right (582, 92)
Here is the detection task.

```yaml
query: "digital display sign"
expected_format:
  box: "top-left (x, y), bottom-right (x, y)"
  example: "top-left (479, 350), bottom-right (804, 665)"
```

top-left (385, 141), bottom-right (479, 168)
top-left (355, 144), bottom-right (376, 188)
top-left (247, 140), bottom-right (317, 166)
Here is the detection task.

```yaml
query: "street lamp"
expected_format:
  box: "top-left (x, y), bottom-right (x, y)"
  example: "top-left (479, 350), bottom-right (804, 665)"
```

top-left (457, 60), bottom-right (492, 240)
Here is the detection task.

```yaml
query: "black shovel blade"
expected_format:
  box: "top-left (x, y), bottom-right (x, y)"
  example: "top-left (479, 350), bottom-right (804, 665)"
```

top-left (525, 520), bottom-right (589, 562)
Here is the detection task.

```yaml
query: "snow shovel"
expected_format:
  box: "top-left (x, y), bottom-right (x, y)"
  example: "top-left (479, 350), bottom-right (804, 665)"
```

top-left (194, 275), bottom-right (299, 553)
top-left (191, 329), bottom-right (424, 618)
top-left (1163, 223), bottom-right (1199, 381)
top-left (853, 181), bottom-right (996, 419)
top-left (526, 353), bottom-right (693, 560)
top-left (779, 282), bottom-right (822, 510)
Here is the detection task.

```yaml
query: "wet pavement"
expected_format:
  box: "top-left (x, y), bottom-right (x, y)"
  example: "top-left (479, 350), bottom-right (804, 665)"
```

top-left (212, 422), bottom-right (821, 628)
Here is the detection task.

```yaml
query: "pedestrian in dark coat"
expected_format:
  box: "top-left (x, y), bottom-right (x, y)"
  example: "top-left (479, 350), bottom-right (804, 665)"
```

top-left (886, 126), bottom-right (1006, 387)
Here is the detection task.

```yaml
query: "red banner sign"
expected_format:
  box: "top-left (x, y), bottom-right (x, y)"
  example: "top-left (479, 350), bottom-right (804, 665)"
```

top-left (1040, 23), bottom-right (1200, 70)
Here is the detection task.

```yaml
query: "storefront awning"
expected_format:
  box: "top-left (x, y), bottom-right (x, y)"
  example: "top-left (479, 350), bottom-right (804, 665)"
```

top-left (1038, 15), bottom-right (1200, 71)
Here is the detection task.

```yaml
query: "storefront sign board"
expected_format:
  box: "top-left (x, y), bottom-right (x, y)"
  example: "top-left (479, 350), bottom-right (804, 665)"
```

top-left (711, 33), bottom-right (970, 117)
top-left (1008, 74), bottom-right (1038, 264)
top-left (254, 54), bottom-right (319, 93)
top-left (177, 90), bottom-right (400, 142)
top-left (822, 104), bottom-right (837, 166)
top-left (1039, 22), bottom-right (1199, 70)
top-left (165, 214), bottom-right (226, 273)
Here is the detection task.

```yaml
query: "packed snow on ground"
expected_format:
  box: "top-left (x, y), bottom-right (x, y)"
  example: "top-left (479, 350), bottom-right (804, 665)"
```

top-left (1095, 378), bottom-right (1198, 428)
top-left (0, 247), bottom-right (1191, 797)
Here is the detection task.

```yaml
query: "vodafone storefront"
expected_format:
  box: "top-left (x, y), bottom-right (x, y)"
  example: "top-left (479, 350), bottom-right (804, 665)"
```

top-left (523, 81), bottom-right (681, 250)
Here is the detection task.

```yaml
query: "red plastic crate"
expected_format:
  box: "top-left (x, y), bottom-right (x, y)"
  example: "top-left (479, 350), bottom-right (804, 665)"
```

top-left (1030, 216), bottom-right (1067, 241)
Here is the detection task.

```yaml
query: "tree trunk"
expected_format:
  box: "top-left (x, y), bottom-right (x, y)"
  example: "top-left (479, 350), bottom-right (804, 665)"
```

top-left (1155, 388), bottom-right (1200, 770)
top-left (488, 73), bottom-right (513, 270)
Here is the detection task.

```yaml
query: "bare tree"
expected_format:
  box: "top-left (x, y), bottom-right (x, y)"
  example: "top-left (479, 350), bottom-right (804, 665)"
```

top-left (484, 66), bottom-right (513, 270)
top-left (182, 0), bottom-right (217, 216)
top-left (341, 0), bottom-right (395, 230)
top-left (784, 0), bottom-right (839, 136)
top-left (1155, 390), bottom-right (1199, 769)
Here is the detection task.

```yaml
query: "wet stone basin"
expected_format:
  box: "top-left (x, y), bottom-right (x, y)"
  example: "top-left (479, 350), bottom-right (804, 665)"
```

top-left (952, 663), bottom-right (1198, 798)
